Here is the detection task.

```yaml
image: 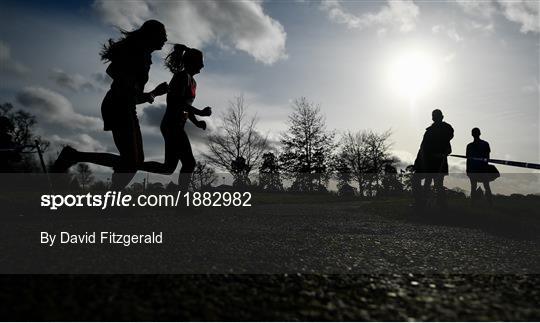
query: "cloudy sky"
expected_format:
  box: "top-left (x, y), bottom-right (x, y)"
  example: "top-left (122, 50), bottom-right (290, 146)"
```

top-left (1, 0), bottom-right (538, 183)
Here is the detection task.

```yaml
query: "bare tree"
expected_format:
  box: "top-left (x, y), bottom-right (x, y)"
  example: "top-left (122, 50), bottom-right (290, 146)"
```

top-left (258, 152), bottom-right (283, 192)
top-left (189, 161), bottom-right (218, 190)
top-left (75, 163), bottom-right (94, 190)
top-left (204, 95), bottom-right (268, 183)
top-left (339, 130), bottom-right (393, 196)
top-left (280, 97), bottom-right (335, 192)
top-left (0, 102), bottom-right (49, 172)
top-left (333, 155), bottom-right (356, 196)
top-left (364, 130), bottom-right (393, 196)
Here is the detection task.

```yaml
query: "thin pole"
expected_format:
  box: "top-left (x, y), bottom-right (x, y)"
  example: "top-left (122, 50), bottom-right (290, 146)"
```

top-left (450, 154), bottom-right (540, 170)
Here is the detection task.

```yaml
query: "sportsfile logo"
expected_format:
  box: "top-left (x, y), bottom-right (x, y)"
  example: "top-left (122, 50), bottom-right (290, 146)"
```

top-left (40, 191), bottom-right (252, 210)
top-left (40, 191), bottom-right (181, 210)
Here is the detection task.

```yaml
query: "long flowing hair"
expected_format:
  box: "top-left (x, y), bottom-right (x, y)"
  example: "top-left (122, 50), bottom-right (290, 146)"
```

top-left (165, 44), bottom-right (203, 74)
top-left (100, 20), bottom-right (165, 62)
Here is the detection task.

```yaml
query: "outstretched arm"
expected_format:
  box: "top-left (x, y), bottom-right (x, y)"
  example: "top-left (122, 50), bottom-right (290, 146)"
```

top-left (135, 82), bottom-right (169, 104)
top-left (188, 112), bottom-right (206, 130)
top-left (182, 103), bottom-right (212, 117)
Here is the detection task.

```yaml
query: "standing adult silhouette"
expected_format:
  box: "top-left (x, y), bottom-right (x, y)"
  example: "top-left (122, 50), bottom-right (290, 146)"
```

top-left (412, 109), bottom-right (454, 208)
top-left (141, 44), bottom-right (212, 191)
top-left (466, 127), bottom-right (497, 205)
top-left (52, 20), bottom-right (168, 190)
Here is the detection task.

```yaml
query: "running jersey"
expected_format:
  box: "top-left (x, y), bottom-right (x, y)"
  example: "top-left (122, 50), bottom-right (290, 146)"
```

top-left (163, 71), bottom-right (197, 126)
top-left (167, 71), bottom-right (196, 106)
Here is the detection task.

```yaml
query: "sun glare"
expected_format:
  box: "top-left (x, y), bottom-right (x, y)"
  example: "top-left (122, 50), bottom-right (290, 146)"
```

top-left (388, 51), bottom-right (438, 103)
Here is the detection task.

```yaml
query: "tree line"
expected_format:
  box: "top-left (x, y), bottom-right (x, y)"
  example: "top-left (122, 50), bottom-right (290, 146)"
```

top-left (202, 95), bottom-right (407, 196)
top-left (1, 98), bottom-right (411, 196)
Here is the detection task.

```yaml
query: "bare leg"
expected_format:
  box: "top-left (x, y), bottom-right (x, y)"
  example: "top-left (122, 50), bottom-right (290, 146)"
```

top-left (140, 127), bottom-right (195, 192)
top-left (109, 122), bottom-right (144, 190)
top-left (177, 131), bottom-right (196, 192)
top-left (141, 130), bottom-right (179, 175)
top-left (53, 147), bottom-right (122, 171)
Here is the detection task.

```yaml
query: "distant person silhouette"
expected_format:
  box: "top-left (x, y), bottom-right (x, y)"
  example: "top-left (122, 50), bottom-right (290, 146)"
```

top-left (141, 44), bottom-right (212, 191)
top-left (412, 109), bottom-right (454, 208)
top-left (52, 20), bottom-right (168, 190)
top-left (466, 127), bottom-right (497, 204)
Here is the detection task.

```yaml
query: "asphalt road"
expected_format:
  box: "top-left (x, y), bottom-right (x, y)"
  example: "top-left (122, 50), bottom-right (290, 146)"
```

top-left (2, 200), bottom-right (539, 274)
top-left (1, 197), bottom-right (539, 320)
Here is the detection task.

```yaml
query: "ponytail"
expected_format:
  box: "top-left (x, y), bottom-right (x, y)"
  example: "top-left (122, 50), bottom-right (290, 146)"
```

top-left (165, 44), bottom-right (189, 73)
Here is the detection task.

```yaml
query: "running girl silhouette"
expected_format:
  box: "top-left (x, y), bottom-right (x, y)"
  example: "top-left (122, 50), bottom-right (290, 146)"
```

top-left (52, 20), bottom-right (168, 190)
top-left (141, 44), bottom-right (212, 191)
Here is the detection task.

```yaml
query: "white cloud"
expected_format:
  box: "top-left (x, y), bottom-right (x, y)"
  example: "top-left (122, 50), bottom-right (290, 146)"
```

top-left (467, 21), bottom-right (495, 33)
top-left (456, 0), bottom-right (539, 34)
top-left (320, 0), bottom-right (420, 33)
top-left (93, 0), bottom-right (287, 65)
top-left (455, 0), bottom-right (498, 19)
top-left (498, 0), bottom-right (540, 34)
top-left (49, 68), bottom-right (103, 92)
top-left (320, 0), bottom-right (362, 28)
top-left (15, 87), bottom-right (101, 131)
top-left (0, 40), bottom-right (29, 76)
top-left (432, 24), bottom-right (463, 42)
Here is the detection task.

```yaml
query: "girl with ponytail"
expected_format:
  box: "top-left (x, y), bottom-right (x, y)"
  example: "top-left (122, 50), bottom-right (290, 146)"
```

top-left (142, 44), bottom-right (212, 191)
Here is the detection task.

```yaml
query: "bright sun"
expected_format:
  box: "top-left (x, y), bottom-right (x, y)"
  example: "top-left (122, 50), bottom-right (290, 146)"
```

top-left (388, 51), bottom-right (438, 103)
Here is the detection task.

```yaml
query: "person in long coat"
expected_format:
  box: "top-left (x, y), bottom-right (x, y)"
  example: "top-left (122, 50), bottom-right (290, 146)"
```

top-left (412, 109), bottom-right (454, 208)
